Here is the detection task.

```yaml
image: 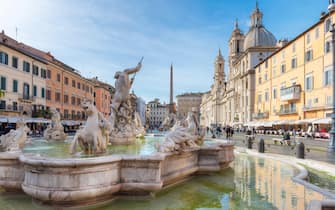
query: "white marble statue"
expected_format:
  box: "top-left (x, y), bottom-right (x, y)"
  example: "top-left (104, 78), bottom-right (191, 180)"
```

top-left (70, 100), bottom-right (110, 154)
top-left (109, 58), bottom-right (143, 144)
top-left (0, 118), bottom-right (30, 152)
top-left (156, 111), bottom-right (205, 153)
top-left (160, 113), bottom-right (177, 131)
top-left (44, 108), bottom-right (67, 141)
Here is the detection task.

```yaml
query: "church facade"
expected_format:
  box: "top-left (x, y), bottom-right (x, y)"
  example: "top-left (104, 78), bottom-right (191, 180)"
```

top-left (200, 3), bottom-right (279, 127)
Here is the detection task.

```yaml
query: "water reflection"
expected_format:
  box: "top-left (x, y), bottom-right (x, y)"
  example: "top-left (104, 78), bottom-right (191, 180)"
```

top-left (0, 155), bottom-right (330, 209)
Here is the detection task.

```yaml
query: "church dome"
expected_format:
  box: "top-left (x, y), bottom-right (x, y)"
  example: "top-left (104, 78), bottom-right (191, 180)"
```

top-left (243, 3), bottom-right (276, 50)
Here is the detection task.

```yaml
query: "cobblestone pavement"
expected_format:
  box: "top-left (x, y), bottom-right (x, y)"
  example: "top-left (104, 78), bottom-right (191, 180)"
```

top-left (207, 132), bottom-right (335, 165)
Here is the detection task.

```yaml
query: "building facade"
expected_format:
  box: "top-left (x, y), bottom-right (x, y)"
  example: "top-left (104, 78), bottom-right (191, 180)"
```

top-left (91, 77), bottom-right (113, 118)
top-left (200, 3), bottom-right (278, 127)
top-left (176, 92), bottom-right (203, 121)
top-left (0, 31), bottom-right (109, 121)
top-left (146, 99), bottom-right (169, 129)
top-left (254, 8), bottom-right (335, 123)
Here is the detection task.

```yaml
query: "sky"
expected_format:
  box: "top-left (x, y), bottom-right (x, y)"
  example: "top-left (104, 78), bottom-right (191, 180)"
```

top-left (0, 0), bottom-right (329, 103)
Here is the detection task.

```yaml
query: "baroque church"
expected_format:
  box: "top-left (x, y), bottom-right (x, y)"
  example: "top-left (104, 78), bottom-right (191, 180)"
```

top-left (200, 3), bottom-right (279, 127)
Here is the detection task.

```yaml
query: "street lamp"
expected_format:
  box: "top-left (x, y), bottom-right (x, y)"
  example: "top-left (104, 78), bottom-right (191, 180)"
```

top-left (329, 0), bottom-right (335, 152)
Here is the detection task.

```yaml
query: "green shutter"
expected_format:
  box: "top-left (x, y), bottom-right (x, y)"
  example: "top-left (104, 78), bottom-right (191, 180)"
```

top-left (13, 80), bottom-right (18, 92)
top-left (1, 77), bottom-right (6, 90)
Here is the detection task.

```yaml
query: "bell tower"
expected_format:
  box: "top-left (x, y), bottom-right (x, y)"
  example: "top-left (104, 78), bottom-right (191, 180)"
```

top-left (228, 19), bottom-right (244, 70)
top-left (214, 49), bottom-right (225, 90)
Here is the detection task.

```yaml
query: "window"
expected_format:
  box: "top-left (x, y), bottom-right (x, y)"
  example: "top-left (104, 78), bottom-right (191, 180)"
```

top-left (291, 57), bottom-right (297, 69)
top-left (0, 100), bottom-right (6, 109)
top-left (305, 75), bottom-right (314, 91)
top-left (325, 41), bottom-right (332, 53)
top-left (23, 83), bottom-right (29, 99)
top-left (306, 33), bottom-right (311, 44)
top-left (265, 92), bottom-right (269, 102)
top-left (64, 109), bottom-right (69, 119)
top-left (41, 69), bottom-right (47, 78)
top-left (327, 96), bottom-right (332, 105)
top-left (57, 73), bottom-right (61, 82)
top-left (315, 27), bottom-right (319, 39)
top-left (47, 70), bottom-right (51, 79)
top-left (0, 77), bottom-right (6, 90)
top-left (23, 61), bottom-right (30, 73)
top-left (264, 73), bottom-right (268, 81)
top-left (12, 57), bottom-right (18, 68)
top-left (77, 98), bottom-right (81, 106)
top-left (272, 68), bottom-right (276, 77)
top-left (32, 65), bottom-right (39, 76)
top-left (265, 60), bottom-right (268, 68)
top-left (71, 96), bottom-right (76, 105)
top-left (46, 89), bottom-right (51, 100)
top-left (281, 50), bottom-right (285, 60)
top-left (55, 92), bottom-right (61, 102)
top-left (272, 56), bottom-right (276, 65)
top-left (258, 77), bottom-right (262, 85)
top-left (307, 99), bottom-right (312, 108)
top-left (305, 49), bottom-right (313, 62)
top-left (41, 88), bottom-right (45, 98)
top-left (292, 43), bottom-right (296, 53)
top-left (324, 68), bottom-right (333, 86)
top-left (33, 85), bottom-right (37, 97)
top-left (281, 64), bottom-right (286, 73)
top-left (273, 88), bottom-right (277, 99)
top-left (82, 83), bottom-right (85, 90)
top-left (64, 77), bottom-right (68, 85)
top-left (314, 98), bottom-right (319, 104)
top-left (0, 52), bottom-right (8, 65)
top-left (12, 80), bottom-right (18, 92)
top-left (64, 95), bottom-right (69, 104)
top-left (326, 18), bottom-right (332, 32)
top-left (258, 94), bottom-right (262, 103)
top-left (77, 82), bottom-right (81, 89)
top-left (12, 102), bottom-right (17, 111)
top-left (72, 80), bottom-right (76, 87)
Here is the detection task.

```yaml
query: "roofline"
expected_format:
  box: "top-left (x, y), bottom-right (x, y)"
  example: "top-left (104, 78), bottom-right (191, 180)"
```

top-left (254, 10), bottom-right (334, 69)
top-left (0, 42), bottom-right (48, 64)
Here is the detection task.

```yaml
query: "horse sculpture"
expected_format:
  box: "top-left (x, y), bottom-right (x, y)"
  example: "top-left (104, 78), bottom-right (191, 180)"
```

top-left (156, 111), bottom-right (204, 153)
top-left (70, 100), bottom-right (110, 154)
top-left (0, 118), bottom-right (30, 152)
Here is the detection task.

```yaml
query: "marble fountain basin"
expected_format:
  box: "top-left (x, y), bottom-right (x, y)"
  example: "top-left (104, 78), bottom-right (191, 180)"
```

top-left (0, 142), bottom-right (234, 207)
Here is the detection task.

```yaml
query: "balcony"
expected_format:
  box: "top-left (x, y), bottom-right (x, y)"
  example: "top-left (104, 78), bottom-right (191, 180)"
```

top-left (277, 108), bottom-right (297, 115)
top-left (0, 105), bottom-right (22, 113)
top-left (280, 85), bottom-right (301, 101)
top-left (18, 94), bottom-right (35, 103)
top-left (252, 111), bottom-right (269, 119)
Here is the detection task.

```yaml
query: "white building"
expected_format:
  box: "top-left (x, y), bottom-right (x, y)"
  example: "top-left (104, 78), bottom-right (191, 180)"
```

top-left (201, 3), bottom-right (278, 127)
top-left (146, 99), bottom-right (169, 129)
top-left (0, 37), bottom-right (47, 117)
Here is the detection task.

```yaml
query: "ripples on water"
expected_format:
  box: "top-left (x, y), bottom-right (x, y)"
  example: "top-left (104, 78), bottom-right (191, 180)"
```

top-left (0, 149), bottom-right (330, 210)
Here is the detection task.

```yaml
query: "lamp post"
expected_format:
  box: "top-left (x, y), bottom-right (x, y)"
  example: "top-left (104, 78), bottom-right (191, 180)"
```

top-left (329, 0), bottom-right (335, 152)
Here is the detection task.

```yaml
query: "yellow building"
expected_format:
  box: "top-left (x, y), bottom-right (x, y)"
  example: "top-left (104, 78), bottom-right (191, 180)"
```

top-left (254, 9), bottom-right (335, 123)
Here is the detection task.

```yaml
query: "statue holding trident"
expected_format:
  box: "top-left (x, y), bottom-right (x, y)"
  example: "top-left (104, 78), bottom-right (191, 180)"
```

top-left (111, 57), bottom-right (143, 112)
top-left (109, 58), bottom-right (145, 144)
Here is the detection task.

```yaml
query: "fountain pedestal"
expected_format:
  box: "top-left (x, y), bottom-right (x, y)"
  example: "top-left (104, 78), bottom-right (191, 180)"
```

top-left (17, 143), bottom-right (234, 207)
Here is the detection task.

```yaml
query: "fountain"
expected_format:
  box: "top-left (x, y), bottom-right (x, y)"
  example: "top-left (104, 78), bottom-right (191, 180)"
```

top-left (43, 108), bottom-right (67, 141)
top-left (109, 58), bottom-right (145, 144)
top-left (0, 60), bottom-right (234, 207)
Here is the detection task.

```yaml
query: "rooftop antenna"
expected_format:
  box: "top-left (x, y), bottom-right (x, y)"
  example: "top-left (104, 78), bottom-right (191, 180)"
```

top-left (15, 27), bottom-right (18, 41)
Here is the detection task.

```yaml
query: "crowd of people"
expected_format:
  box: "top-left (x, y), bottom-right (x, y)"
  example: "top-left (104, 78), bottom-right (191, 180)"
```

top-left (207, 126), bottom-right (234, 139)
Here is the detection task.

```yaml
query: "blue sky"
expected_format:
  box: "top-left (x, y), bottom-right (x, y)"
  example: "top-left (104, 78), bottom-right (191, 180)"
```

top-left (0, 0), bottom-right (329, 103)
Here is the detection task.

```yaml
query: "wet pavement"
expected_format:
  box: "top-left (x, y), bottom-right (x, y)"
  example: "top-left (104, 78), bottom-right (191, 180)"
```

top-left (209, 132), bottom-right (335, 165)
